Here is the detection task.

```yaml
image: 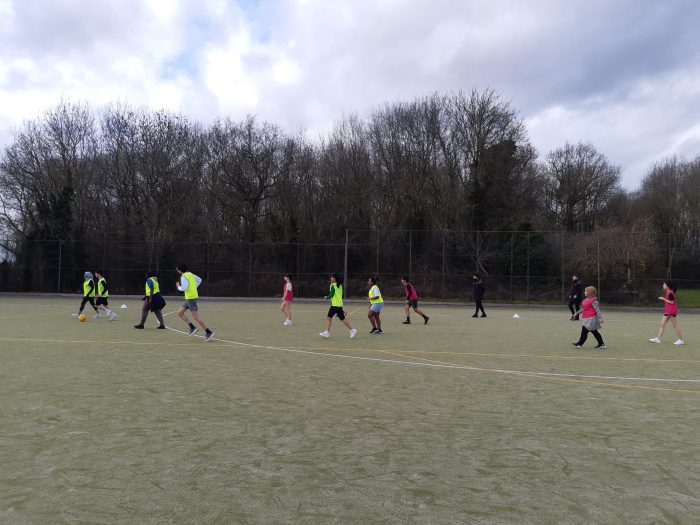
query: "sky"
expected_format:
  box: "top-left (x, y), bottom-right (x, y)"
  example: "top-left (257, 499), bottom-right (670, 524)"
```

top-left (1, 0), bottom-right (699, 189)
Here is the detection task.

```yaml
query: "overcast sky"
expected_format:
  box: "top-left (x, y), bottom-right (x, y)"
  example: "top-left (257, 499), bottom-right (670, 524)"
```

top-left (1, 0), bottom-right (699, 188)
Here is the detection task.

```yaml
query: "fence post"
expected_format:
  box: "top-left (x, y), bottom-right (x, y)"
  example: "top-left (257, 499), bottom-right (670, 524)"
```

top-left (442, 231), bottom-right (446, 300)
top-left (296, 242), bottom-right (301, 297)
top-left (343, 229), bottom-right (348, 298)
top-left (409, 230), bottom-right (412, 281)
top-left (510, 232), bottom-right (514, 303)
top-left (248, 243), bottom-right (253, 297)
top-left (526, 231), bottom-right (530, 303)
top-left (597, 231), bottom-right (601, 299)
top-left (57, 240), bottom-right (62, 294)
top-left (561, 231), bottom-right (565, 302)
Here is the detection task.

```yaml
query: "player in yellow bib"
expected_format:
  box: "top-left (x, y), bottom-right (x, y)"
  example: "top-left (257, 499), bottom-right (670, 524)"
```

top-left (319, 273), bottom-right (357, 338)
top-left (94, 271), bottom-right (117, 320)
top-left (367, 276), bottom-right (384, 334)
top-left (176, 264), bottom-right (215, 342)
top-left (73, 271), bottom-right (99, 319)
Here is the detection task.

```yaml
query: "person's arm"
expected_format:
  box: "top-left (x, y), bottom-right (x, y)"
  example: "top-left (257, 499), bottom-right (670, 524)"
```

top-left (592, 300), bottom-right (603, 321)
top-left (86, 281), bottom-right (95, 296)
top-left (406, 284), bottom-right (413, 299)
top-left (371, 287), bottom-right (380, 298)
top-left (325, 285), bottom-right (334, 300)
top-left (101, 280), bottom-right (109, 297)
top-left (177, 275), bottom-right (189, 292)
top-left (192, 274), bottom-right (203, 288)
top-left (145, 278), bottom-right (154, 300)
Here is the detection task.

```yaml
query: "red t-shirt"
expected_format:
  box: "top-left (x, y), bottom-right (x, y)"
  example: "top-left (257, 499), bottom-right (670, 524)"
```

top-left (664, 290), bottom-right (677, 316)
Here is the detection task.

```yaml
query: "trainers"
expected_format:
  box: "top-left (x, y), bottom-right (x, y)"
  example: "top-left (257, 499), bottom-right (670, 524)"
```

top-left (595, 344), bottom-right (607, 350)
top-left (188, 326), bottom-right (199, 336)
top-left (204, 331), bottom-right (215, 342)
top-left (472, 314), bottom-right (478, 318)
top-left (370, 327), bottom-right (378, 333)
top-left (480, 314), bottom-right (487, 318)
top-left (319, 330), bottom-right (330, 338)
top-left (349, 329), bottom-right (358, 339)
top-left (134, 324), bottom-right (144, 329)
top-left (71, 313), bottom-right (79, 318)
top-left (649, 337), bottom-right (661, 344)
top-left (402, 320), bottom-right (411, 325)
top-left (424, 316), bottom-right (429, 325)
top-left (374, 329), bottom-right (383, 335)
top-left (571, 343), bottom-right (583, 349)
top-left (157, 325), bottom-right (166, 329)
top-left (285, 320), bottom-right (293, 326)
top-left (93, 314), bottom-right (102, 319)
top-left (674, 339), bottom-right (685, 345)
top-left (108, 312), bottom-right (117, 321)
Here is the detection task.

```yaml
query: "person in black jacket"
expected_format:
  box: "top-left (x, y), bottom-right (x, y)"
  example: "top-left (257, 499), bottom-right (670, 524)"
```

top-left (472, 273), bottom-right (486, 318)
top-left (568, 274), bottom-right (583, 320)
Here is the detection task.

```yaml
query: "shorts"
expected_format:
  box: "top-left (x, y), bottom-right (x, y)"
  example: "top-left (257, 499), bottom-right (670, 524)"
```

top-left (369, 302), bottom-right (384, 313)
top-left (664, 314), bottom-right (677, 318)
top-left (96, 297), bottom-right (109, 306)
top-left (406, 299), bottom-right (418, 309)
top-left (327, 306), bottom-right (346, 320)
top-left (182, 299), bottom-right (199, 311)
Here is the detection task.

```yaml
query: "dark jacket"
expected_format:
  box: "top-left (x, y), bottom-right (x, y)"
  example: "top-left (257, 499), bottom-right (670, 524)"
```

top-left (569, 279), bottom-right (582, 300)
top-left (473, 278), bottom-right (485, 300)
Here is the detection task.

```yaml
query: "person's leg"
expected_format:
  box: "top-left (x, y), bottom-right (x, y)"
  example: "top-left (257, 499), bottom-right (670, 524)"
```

top-left (89, 297), bottom-right (98, 313)
top-left (280, 300), bottom-right (286, 316)
top-left (574, 300), bottom-right (582, 319)
top-left (670, 317), bottom-right (683, 340)
top-left (178, 306), bottom-right (190, 325)
top-left (591, 330), bottom-right (604, 346)
top-left (341, 319), bottom-right (354, 330)
top-left (568, 299), bottom-right (576, 317)
top-left (368, 309), bottom-right (377, 329)
top-left (191, 310), bottom-right (209, 331)
top-left (576, 326), bottom-right (589, 345)
top-left (404, 302), bottom-right (411, 322)
top-left (479, 300), bottom-right (486, 317)
top-left (375, 313), bottom-right (382, 330)
top-left (656, 316), bottom-right (670, 339)
top-left (473, 300), bottom-right (480, 317)
top-left (326, 317), bottom-right (333, 332)
top-left (286, 302), bottom-right (292, 322)
top-left (154, 309), bottom-right (165, 327)
top-left (78, 296), bottom-right (90, 314)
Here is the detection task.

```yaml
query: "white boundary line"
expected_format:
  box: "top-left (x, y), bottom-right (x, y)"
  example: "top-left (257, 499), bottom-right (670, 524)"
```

top-left (160, 313), bottom-right (700, 385)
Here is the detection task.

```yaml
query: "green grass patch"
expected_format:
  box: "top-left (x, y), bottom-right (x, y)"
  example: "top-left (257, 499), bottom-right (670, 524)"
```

top-left (1, 296), bottom-right (699, 522)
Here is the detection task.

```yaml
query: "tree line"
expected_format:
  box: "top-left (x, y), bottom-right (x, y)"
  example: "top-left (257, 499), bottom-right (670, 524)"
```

top-left (1, 88), bottom-right (699, 296)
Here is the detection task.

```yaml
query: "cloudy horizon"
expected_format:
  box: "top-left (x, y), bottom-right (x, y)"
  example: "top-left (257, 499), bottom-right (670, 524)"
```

top-left (1, 0), bottom-right (699, 189)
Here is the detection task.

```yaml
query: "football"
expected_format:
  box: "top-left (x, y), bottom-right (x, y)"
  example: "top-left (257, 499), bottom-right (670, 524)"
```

top-left (78, 314), bottom-right (87, 322)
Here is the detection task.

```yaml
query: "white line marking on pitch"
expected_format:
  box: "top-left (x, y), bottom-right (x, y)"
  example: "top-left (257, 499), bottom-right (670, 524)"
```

top-left (161, 324), bottom-right (700, 385)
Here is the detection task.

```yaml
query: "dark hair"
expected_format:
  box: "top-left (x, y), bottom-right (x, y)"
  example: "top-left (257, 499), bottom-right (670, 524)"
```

top-left (369, 276), bottom-right (378, 284)
top-left (284, 274), bottom-right (292, 280)
top-left (94, 270), bottom-right (102, 275)
top-left (330, 273), bottom-right (342, 285)
top-left (401, 276), bottom-right (409, 282)
top-left (177, 263), bottom-right (189, 272)
top-left (148, 271), bottom-right (158, 278)
top-left (665, 281), bottom-right (677, 293)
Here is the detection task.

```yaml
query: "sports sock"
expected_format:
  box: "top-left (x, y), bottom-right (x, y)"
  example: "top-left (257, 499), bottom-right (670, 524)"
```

top-left (189, 323), bottom-right (195, 330)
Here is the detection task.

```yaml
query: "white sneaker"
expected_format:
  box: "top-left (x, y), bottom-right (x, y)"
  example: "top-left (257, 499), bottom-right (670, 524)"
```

top-left (94, 314), bottom-right (102, 319)
top-left (71, 313), bottom-right (79, 318)
top-left (649, 337), bottom-right (661, 344)
top-left (349, 328), bottom-right (358, 339)
top-left (674, 339), bottom-right (685, 345)
top-left (319, 331), bottom-right (330, 338)
top-left (109, 312), bottom-right (117, 321)
top-left (283, 320), bottom-right (292, 326)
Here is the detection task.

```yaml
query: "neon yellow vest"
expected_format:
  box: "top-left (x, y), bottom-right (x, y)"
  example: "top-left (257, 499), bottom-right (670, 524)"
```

top-left (83, 279), bottom-right (95, 297)
top-left (330, 283), bottom-right (343, 307)
top-left (182, 272), bottom-right (199, 300)
top-left (145, 277), bottom-right (160, 296)
top-left (98, 277), bottom-right (108, 297)
top-left (369, 284), bottom-right (383, 304)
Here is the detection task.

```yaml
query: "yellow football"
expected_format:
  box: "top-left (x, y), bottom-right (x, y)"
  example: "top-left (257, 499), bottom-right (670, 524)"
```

top-left (78, 314), bottom-right (87, 322)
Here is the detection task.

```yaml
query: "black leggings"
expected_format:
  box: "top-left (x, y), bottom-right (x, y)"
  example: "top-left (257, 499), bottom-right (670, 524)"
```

top-left (576, 326), bottom-right (604, 346)
top-left (569, 299), bottom-right (582, 317)
top-left (474, 299), bottom-right (486, 316)
top-left (79, 296), bottom-right (97, 313)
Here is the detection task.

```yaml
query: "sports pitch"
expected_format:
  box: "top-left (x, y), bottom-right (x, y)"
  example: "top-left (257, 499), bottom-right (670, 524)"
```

top-left (1, 296), bottom-right (699, 523)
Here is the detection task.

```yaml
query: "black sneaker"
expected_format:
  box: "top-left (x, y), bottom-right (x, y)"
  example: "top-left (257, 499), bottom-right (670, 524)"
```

top-left (188, 326), bottom-right (199, 336)
top-left (157, 325), bottom-right (166, 329)
top-left (571, 343), bottom-right (583, 349)
top-left (424, 316), bottom-right (429, 325)
top-left (472, 314), bottom-right (478, 318)
top-left (595, 344), bottom-right (606, 350)
top-left (402, 320), bottom-right (411, 325)
top-left (370, 328), bottom-right (378, 334)
top-left (134, 324), bottom-right (144, 329)
top-left (374, 329), bottom-right (383, 335)
top-left (204, 331), bottom-right (215, 342)
top-left (481, 314), bottom-right (487, 318)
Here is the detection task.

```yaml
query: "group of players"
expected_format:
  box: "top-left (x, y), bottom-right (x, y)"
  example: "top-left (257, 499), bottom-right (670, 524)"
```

top-left (75, 267), bottom-right (685, 347)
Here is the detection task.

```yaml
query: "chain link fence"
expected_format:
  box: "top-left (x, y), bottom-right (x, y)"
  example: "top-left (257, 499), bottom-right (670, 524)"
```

top-left (1, 230), bottom-right (699, 303)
